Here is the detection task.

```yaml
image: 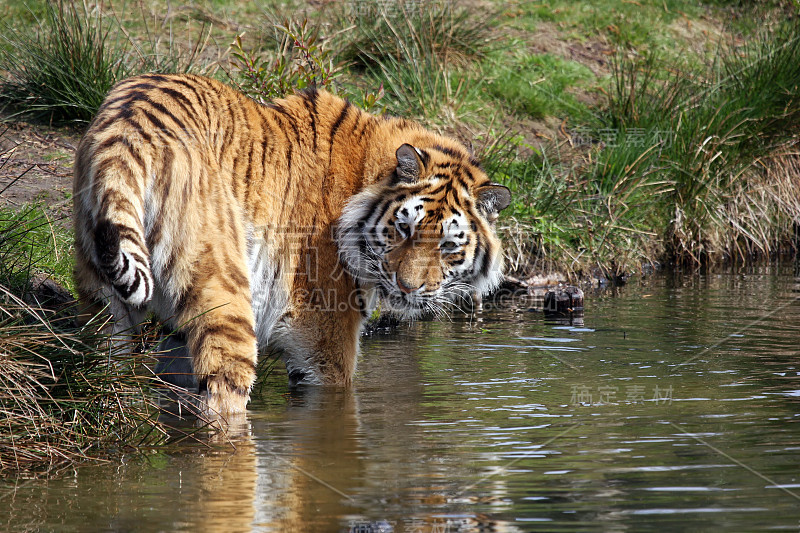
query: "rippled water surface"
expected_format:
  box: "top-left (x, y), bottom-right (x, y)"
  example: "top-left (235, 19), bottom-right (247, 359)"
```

top-left (4, 269), bottom-right (800, 532)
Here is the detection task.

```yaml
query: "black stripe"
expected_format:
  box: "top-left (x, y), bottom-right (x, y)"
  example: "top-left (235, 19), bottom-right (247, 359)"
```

top-left (114, 281), bottom-right (133, 299)
top-left (127, 251), bottom-right (148, 266)
top-left (477, 234), bottom-right (491, 278)
top-left (123, 118), bottom-right (153, 144)
top-left (277, 126), bottom-right (294, 219)
top-left (350, 112), bottom-right (363, 137)
top-left (125, 266), bottom-right (142, 296)
top-left (244, 143), bottom-right (254, 182)
top-left (99, 90), bottom-right (146, 112)
top-left (123, 82), bottom-right (158, 92)
top-left (140, 267), bottom-right (151, 300)
top-left (372, 198), bottom-right (396, 227)
top-left (116, 225), bottom-right (142, 247)
top-left (425, 182), bottom-right (453, 197)
top-left (304, 90), bottom-right (319, 152)
top-left (113, 248), bottom-right (129, 277)
top-left (329, 101), bottom-right (352, 160)
top-left (139, 108), bottom-right (169, 136)
top-left (140, 73), bottom-right (170, 83)
top-left (140, 95), bottom-right (189, 133)
top-left (172, 78), bottom-right (216, 130)
top-left (97, 135), bottom-right (145, 169)
top-left (156, 86), bottom-right (206, 132)
top-left (260, 135), bottom-right (270, 177)
top-left (195, 325), bottom-right (254, 353)
top-left (285, 140), bottom-right (293, 172)
top-left (272, 103), bottom-right (302, 146)
top-left (432, 145), bottom-right (464, 159)
top-left (220, 102), bottom-right (237, 161)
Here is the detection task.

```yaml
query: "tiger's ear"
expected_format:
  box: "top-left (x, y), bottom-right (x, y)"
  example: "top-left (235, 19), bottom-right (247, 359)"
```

top-left (394, 143), bottom-right (424, 183)
top-left (475, 183), bottom-right (511, 216)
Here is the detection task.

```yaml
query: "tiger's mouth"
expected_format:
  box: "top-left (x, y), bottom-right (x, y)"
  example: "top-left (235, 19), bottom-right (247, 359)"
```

top-left (375, 276), bottom-right (442, 317)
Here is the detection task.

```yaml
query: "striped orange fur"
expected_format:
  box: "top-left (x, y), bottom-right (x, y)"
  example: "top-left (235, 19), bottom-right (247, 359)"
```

top-left (73, 73), bottom-right (510, 415)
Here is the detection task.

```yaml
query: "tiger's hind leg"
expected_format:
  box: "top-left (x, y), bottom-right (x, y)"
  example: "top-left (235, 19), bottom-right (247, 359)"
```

top-left (74, 248), bottom-right (146, 354)
top-left (176, 253), bottom-right (257, 417)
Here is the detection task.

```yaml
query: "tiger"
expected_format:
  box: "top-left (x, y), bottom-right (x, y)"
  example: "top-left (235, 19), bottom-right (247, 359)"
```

top-left (73, 73), bottom-right (511, 416)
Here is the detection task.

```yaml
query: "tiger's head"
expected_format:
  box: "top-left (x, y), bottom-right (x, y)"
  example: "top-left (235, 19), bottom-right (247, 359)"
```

top-left (337, 142), bottom-right (511, 317)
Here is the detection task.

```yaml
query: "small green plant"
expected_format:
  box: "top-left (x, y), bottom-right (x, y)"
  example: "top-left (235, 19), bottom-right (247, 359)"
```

top-left (484, 51), bottom-right (596, 120)
top-left (230, 18), bottom-right (384, 111)
top-left (231, 19), bottom-right (337, 103)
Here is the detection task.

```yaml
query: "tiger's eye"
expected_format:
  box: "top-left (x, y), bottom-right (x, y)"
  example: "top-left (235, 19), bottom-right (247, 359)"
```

top-left (441, 240), bottom-right (458, 251)
top-left (397, 222), bottom-right (411, 235)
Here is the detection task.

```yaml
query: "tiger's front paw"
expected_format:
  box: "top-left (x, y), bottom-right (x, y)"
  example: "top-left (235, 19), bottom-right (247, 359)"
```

top-left (199, 361), bottom-right (255, 417)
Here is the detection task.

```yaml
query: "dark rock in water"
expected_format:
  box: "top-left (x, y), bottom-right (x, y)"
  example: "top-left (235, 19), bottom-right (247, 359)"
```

top-left (362, 312), bottom-right (400, 336)
top-left (544, 286), bottom-right (584, 316)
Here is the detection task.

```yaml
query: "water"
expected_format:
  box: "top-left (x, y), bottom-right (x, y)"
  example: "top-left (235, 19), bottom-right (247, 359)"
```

top-left (3, 268), bottom-right (800, 532)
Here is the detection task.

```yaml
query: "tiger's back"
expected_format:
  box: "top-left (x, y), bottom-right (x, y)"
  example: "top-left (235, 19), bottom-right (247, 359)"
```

top-left (74, 73), bottom-right (510, 416)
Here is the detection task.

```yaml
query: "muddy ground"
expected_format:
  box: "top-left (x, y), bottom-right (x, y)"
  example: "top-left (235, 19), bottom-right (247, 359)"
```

top-left (0, 118), bottom-right (80, 225)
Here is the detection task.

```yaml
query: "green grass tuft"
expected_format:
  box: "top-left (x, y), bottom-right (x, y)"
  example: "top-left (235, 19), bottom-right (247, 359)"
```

top-left (0, 1), bottom-right (214, 124)
top-left (336, 0), bottom-right (492, 71)
top-left (0, 1), bottom-right (125, 124)
top-left (0, 206), bottom-right (75, 294)
top-left (0, 207), bottom-right (188, 474)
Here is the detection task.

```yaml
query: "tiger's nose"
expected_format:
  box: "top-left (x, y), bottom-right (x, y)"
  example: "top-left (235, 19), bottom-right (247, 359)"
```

top-left (397, 276), bottom-right (420, 294)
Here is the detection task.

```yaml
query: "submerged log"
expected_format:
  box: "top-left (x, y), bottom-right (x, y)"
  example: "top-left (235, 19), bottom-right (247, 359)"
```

top-left (544, 286), bottom-right (584, 316)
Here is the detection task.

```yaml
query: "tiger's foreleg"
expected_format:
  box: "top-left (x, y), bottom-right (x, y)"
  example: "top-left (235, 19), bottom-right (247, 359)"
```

top-left (176, 253), bottom-right (258, 417)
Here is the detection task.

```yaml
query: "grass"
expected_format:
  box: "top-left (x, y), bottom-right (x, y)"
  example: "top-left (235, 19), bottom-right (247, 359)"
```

top-left (337, 1), bottom-right (495, 124)
top-left (507, 0), bottom-right (714, 54)
top-left (0, 207), bottom-right (75, 294)
top-left (606, 21), bottom-right (800, 263)
top-left (0, 2), bottom-right (125, 124)
top-left (0, 301), bottom-right (163, 474)
top-left (0, 205), bottom-right (184, 475)
top-left (0, 1), bottom-right (214, 124)
top-left (484, 50), bottom-right (597, 120)
top-left (334, 0), bottom-right (492, 70)
top-left (489, 19), bottom-right (800, 275)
